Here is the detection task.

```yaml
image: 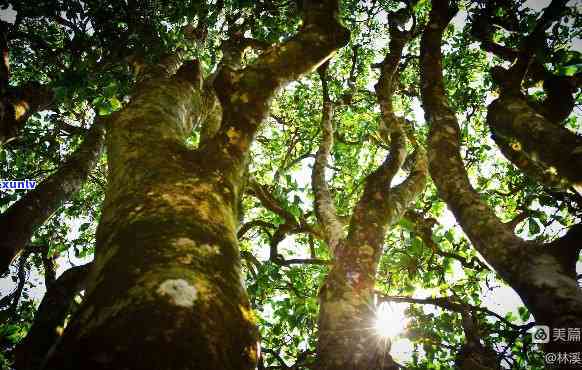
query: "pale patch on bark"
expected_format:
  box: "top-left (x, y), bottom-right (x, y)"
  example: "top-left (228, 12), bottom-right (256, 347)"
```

top-left (346, 271), bottom-right (360, 285)
top-left (226, 127), bottom-right (241, 144)
top-left (157, 279), bottom-right (198, 307)
top-left (174, 237), bottom-right (196, 249)
top-left (176, 254), bottom-right (194, 264)
top-left (200, 243), bottom-right (220, 256)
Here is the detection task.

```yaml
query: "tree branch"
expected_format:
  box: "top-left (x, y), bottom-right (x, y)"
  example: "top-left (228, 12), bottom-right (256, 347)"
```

top-left (404, 211), bottom-right (489, 272)
top-left (207, 0), bottom-right (350, 165)
top-left (0, 116), bottom-right (106, 274)
top-left (13, 263), bottom-right (92, 370)
top-left (421, 0), bottom-right (529, 280)
top-left (311, 62), bottom-right (345, 254)
top-left (376, 293), bottom-right (534, 332)
top-left (487, 92), bottom-right (582, 194)
top-left (346, 19), bottom-right (422, 251)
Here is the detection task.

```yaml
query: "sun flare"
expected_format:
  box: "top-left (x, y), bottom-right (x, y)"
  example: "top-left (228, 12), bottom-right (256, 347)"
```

top-left (375, 302), bottom-right (408, 339)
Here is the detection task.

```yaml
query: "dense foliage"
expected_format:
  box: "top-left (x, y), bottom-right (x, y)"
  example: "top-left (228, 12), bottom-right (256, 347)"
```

top-left (0, 0), bottom-right (581, 369)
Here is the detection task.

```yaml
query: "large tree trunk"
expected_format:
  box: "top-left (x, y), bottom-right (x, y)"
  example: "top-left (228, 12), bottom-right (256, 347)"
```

top-left (0, 119), bottom-right (105, 274)
top-left (313, 16), bottom-right (426, 368)
top-left (316, 161), bottom-right (426, 370)
top-left (43, 61), bottom-right (261, 370)
top-left (43, 1), bottom-right (349, 367)
top-left (316, 244), bottom-right (398, 370)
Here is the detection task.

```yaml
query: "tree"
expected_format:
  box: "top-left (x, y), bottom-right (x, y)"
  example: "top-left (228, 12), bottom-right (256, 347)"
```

top-left (421, 0), bottom-right (582, 358)
top-left (1, 0), bottom-right (581, 369)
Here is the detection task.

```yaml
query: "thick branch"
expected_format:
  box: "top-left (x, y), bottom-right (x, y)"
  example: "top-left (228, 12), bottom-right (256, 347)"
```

top-left (208, 0), bottom-right (350, 166)
top-left (387, 148), bottom-right (428, 223)
top-left (423, 4), bottom-right (582, 345)
top-left (546, 223), bottom-right (582, 278)
top-left (0, 118), bottom-right (105, 274)
top-left (421, 0), bottom-right (528, 279)
top-left (487, 94), bottom-right (582, 193)
top-left (237, 219), bottom-right (276, 240)
top-left (346, 21), bottom-right (419, 250)
top-left (528, 75), bottom-right (578, 124)
top-left (13, 263), bottom-right (92, 370)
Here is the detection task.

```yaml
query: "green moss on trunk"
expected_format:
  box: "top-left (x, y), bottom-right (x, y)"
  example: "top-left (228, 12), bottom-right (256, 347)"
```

top-left (43, 65), bottom-right (259, 370)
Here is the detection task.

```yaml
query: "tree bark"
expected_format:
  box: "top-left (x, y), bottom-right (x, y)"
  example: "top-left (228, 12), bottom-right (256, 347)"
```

top-left (315, 17), bottom-right (427, 368)
top-left (0, 82), bottom-right (54, 146)
top-left (421, 0), bottom-right (582, 363)
top-left (43, 60), bottom-right (262, 370)
top-left (43, 1), bottom-right (349, 368)
top-left (487, 91), bottom-right (582, 193)
top-left (455, 312), bottom-right (500, 370)
top-left (13, 263), bottom-right (91, 370)
top-left (315, 154), bottom-right (426, 370)
top-left (0, 119), bottom-right (105, 274)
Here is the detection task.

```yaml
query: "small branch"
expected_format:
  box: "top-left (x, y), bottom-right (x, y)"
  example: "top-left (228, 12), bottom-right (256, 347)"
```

top-left (272, 257), bottom-right (330, 266)
top-left (405, 211), bottom-right (489, 273)
top-left (237, 219), bottom-right (276, 240)
top-left (506, 212), bottom-right (528, 231)
top-left (311, 62), bottom-right (345, 254)
top-left (248, 180), bottom-right (298, 227)
top-left (376, 293), bottom-right (535, 332)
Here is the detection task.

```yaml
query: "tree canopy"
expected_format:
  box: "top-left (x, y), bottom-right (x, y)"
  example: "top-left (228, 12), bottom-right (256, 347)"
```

top-left (0, 0), bottom-right (581, 369)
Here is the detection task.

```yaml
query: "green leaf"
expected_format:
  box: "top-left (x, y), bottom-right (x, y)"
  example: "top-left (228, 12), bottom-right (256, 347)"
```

top-left (104, 82), bottom-right (118, 97)
top-left (109, 97), bottom-right (122, 111)
top-left (557, 64), bottom-right (582, 76)
top-left (518, 306), bottom-right (530, 321)
top-left (528, 218), bottom-right (541, 235)
top-left (54, 86), bottom-right (67, 101)
top-left (97, 105), bottom-right (111, 116)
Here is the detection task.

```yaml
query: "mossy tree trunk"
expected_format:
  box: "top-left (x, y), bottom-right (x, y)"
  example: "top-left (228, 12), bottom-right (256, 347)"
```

top-left (314, 16), bottom-right (427, 369)
top-left (421, 0), bottom-right (582, 363)
top-left (43, 2), bottom-right (349, 369)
